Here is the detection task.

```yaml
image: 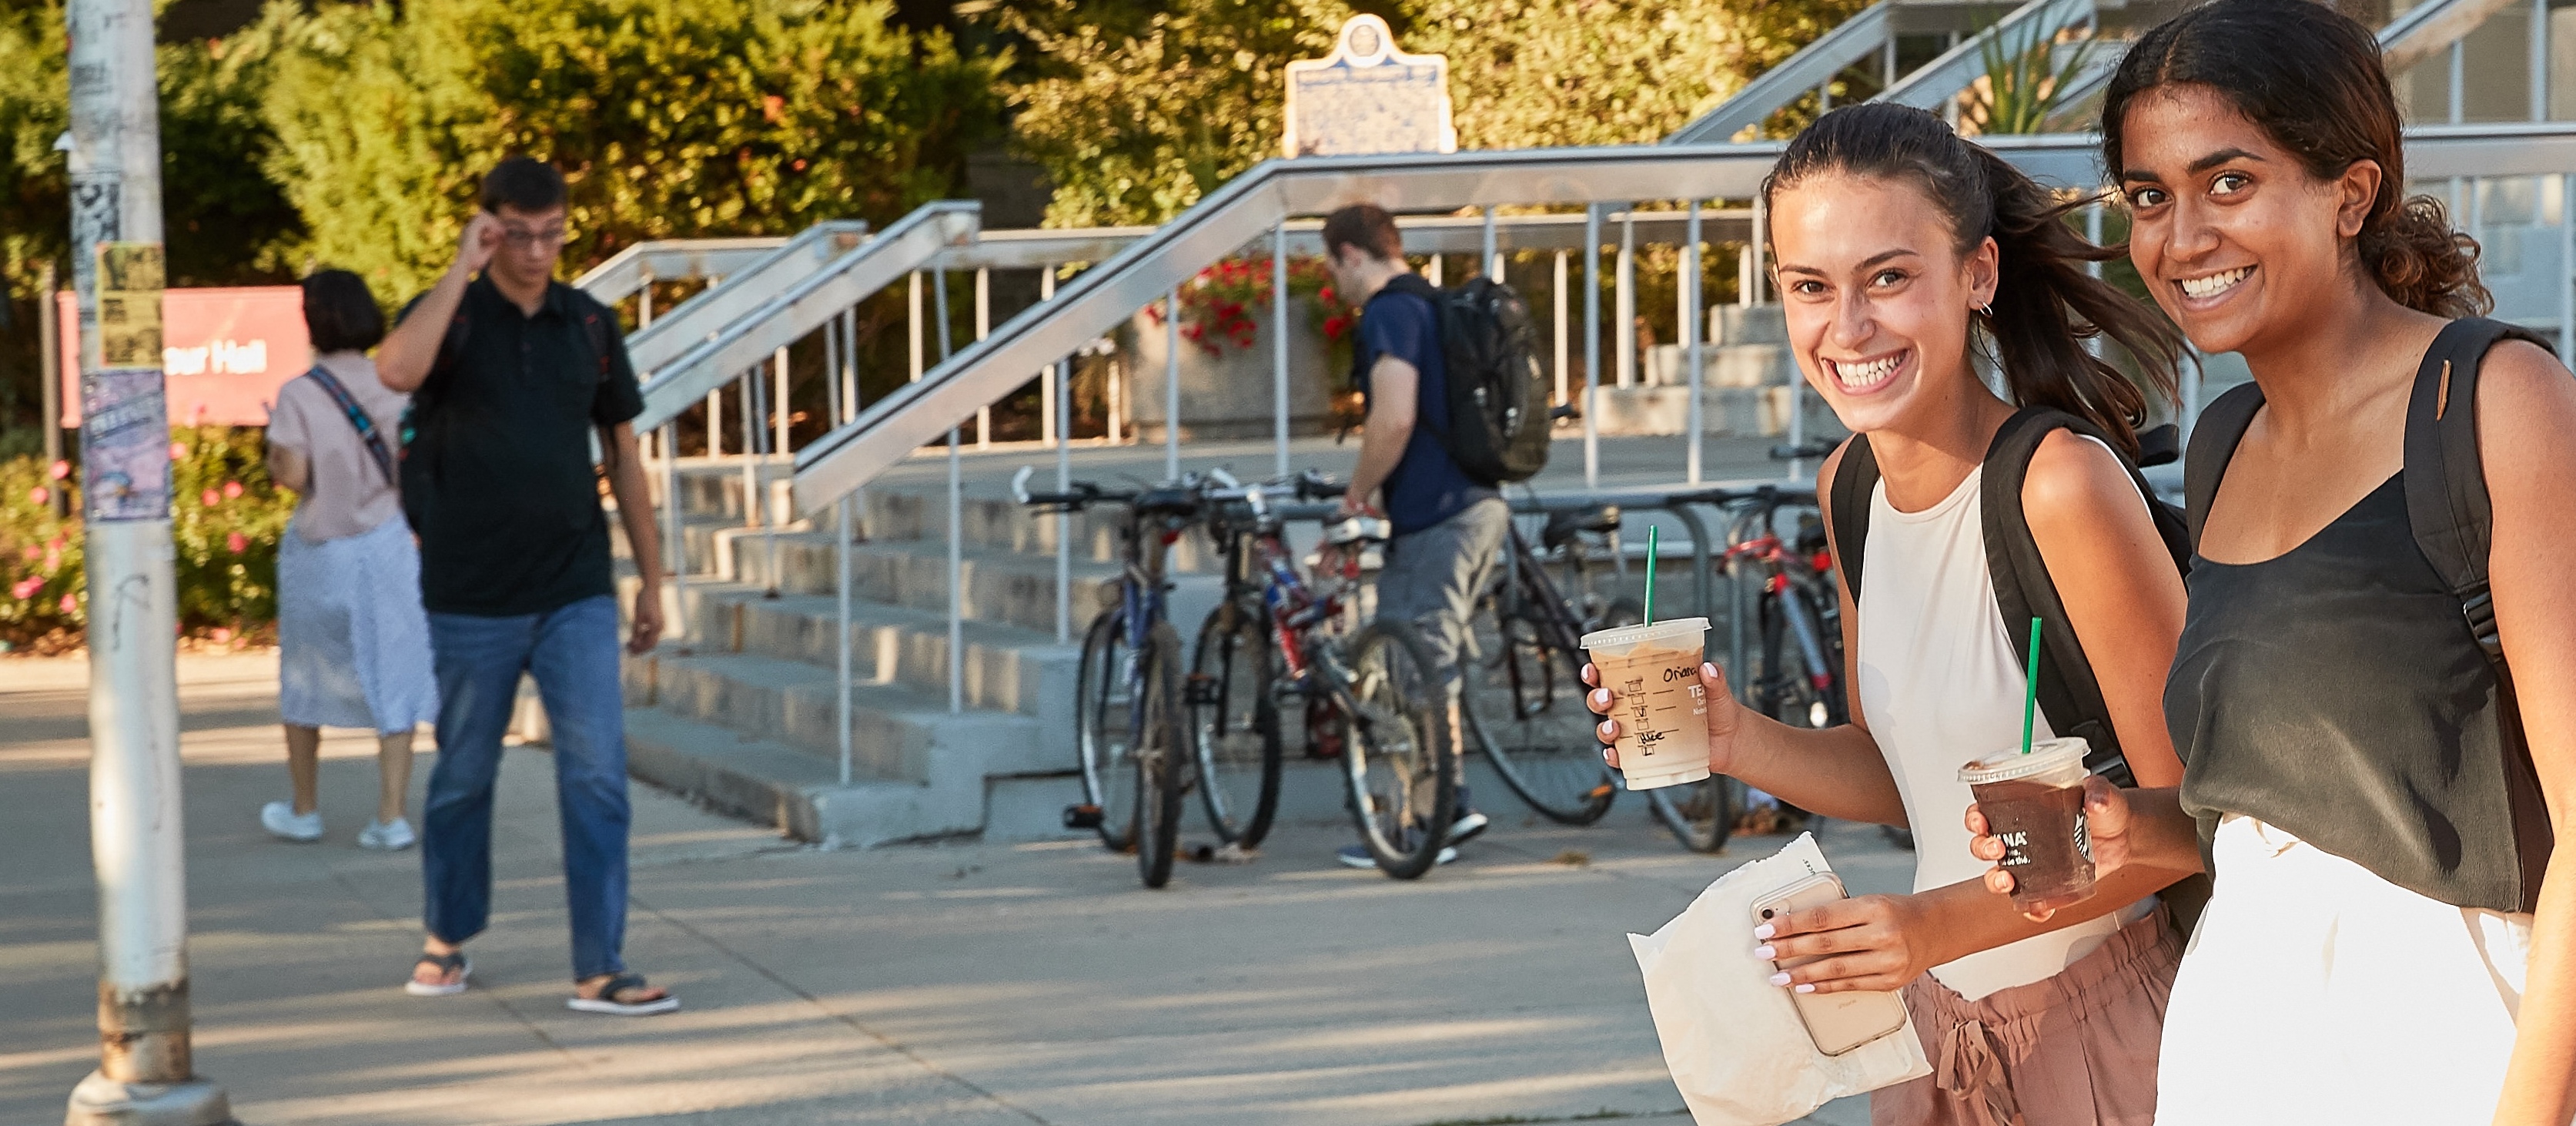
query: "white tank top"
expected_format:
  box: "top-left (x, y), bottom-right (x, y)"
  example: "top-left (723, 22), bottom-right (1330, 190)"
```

top-left (1854, 445), bottom-right (2150, 1001)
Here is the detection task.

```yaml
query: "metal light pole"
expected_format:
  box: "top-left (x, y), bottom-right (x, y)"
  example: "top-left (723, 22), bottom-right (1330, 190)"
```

top-left (62, 0), bottom-right (233, 1122)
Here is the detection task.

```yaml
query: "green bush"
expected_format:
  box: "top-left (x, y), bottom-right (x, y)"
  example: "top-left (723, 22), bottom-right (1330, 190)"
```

top-left (0, 426), bottom-right (295, 652)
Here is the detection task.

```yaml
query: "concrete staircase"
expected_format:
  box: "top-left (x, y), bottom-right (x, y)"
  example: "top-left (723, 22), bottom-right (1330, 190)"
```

top-left (1594, 304), bottom-right (1840, 438)
top-left (607, 459), bottom-right (1227, 846)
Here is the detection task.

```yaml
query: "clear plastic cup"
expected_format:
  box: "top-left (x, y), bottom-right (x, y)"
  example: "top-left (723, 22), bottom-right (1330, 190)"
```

top-left (1959, 736), bottom-right (2097, 914)
top-left (1581, 617), bottom-right (1713, 791)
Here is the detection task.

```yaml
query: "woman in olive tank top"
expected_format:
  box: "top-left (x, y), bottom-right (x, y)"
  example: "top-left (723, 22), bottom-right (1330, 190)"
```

top-left (1969, 3), bottom-right (2576, 1121)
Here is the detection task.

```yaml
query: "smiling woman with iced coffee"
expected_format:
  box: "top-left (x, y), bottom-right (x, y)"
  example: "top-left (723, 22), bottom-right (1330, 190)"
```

top-left (1966, 2), bottom-right (2576, 1122)
top-left (1587, 102), bottom-right (2198, 1125)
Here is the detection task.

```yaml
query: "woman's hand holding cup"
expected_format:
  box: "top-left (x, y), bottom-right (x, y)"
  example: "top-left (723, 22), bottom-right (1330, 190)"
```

top-left (1965, 774), bottom-right (2134, 922)
top-left (1581, 659), bottom-right (1741, 778)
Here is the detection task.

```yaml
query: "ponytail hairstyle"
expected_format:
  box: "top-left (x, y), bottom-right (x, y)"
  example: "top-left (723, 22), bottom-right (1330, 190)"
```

top-left (1761, 102), bottom-right (2184, 457)
top-left (2103, 0), bottom-right (2490, 318)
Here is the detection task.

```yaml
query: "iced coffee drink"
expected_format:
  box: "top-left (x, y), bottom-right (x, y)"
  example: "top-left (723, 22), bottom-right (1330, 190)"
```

top-left (1581, 617), bottom-right (1713, 791)
top-left (1959, 736), bottom-right (2097, 914)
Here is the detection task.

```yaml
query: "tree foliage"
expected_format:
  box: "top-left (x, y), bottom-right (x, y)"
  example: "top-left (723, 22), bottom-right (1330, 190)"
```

top-left (1406, 0), bottom-right (1868, 150)
top-left (1005, 0), bottom-right (1868, 226)
top-left (1002, 0), bottom-right (1355, 228)
top-left (250, 0), bottom-right (1004, 305)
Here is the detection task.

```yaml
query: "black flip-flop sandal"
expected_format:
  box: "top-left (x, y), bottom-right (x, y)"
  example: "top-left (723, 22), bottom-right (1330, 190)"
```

top-left (566, 971), bottom-right (679, 1016)
top-left (404, 950), bottom-right (470, 997)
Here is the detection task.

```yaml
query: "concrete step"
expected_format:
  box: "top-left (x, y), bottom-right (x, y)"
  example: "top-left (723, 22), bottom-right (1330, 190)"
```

top-left (728, 531), bottom-right (1197, 635)
top-left (621, 648), bottom-right (1063, 780)
top-left (621, 707), bottom-right (986, 846)
top-left (671, 581), bottom-right (1079, 722)
top-left (664, 461), bottom-right (1226, 567)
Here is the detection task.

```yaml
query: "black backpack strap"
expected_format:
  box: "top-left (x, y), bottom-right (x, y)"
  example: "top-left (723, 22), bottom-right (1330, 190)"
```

top-left (2403, 317), bottom-right (2554, 664)
top-left (1980, 407), bottom-right (2144, 786)
top-left (1825, 434), bottom-right (1879, 605)
top-left (2183, 381), bottom-right (2267, 553)
top-left (2402, 317), bottom-right (2557, 910)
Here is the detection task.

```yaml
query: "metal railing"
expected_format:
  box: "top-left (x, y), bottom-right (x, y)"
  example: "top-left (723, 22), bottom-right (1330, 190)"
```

top-left (1664, 0), bottom-right (1899, 145)
top-left (574, 236), bottom-right (790, 307)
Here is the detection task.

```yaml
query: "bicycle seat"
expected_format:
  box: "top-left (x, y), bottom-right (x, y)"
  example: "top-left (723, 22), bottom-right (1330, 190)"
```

top-left (1541, 504), bottom-right (1621, 551)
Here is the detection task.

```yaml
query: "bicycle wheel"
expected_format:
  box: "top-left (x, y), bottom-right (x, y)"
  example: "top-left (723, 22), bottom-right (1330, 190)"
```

top-left (1073, 609), bottom-right (1140, 852)
top-left (1336, 618), bottom-right (1459, 880)
top-left (1132, 622), bottom-right (1189, 889)
top-left (1190, 598), bottom-right (1283, 848)
top-left (1648, 774), bottom-right (1747, 853)
top-left (1462, 597), bottom-right (1618, 825)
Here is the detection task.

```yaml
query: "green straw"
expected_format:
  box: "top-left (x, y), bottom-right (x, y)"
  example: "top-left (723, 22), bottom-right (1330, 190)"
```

top-left (1643, 525), bottom-right (1659, 625)
top-left (2019, 616), bottom-right (2043, 755)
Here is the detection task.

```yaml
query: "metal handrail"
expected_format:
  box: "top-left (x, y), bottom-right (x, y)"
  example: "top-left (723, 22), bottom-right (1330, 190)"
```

top-left (624, 221), bottom-right (871, 386)
top-left (636, 203), bottom-right (979, 432)
top-left (574, 236), bottom-right (793, 305)
top-left (1876, 0), bottom-right (2096, 113)
top-left (1664, 0), bottom-right (1897, 145)
top-left (788, 123), bottom-right (2576, 516)
top-left (792, 141), bottom-right (1819, 513)
top-left (2044, 0), bottom-right (2515, 128)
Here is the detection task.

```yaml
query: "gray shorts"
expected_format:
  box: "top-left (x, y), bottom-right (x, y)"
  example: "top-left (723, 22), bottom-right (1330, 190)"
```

top-left (1373, 498), bottom-right (1510, 684)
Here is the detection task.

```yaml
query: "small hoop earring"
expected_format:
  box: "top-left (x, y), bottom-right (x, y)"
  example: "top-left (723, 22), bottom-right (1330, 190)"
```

top-left (1978, 301), bottom-right (1996, 317)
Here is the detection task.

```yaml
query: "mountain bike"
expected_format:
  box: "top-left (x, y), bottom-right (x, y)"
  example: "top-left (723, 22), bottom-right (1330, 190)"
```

top-left (1460, 496), bottom-right (1640, 826)
top-left (1193, 474), bottom-right (1461, 879)
top-left (1013, 467), bottom-right (1213, 889)
top-left (1639, 474), bottom-right (1847, 853)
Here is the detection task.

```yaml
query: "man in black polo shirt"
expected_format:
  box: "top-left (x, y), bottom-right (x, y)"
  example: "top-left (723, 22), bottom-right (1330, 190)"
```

top-left (375, 158), bottom-right (674, 1015)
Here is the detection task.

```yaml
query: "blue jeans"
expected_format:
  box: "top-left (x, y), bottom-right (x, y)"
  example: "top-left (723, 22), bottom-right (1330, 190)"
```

top-left (423, 594), bottom-right (631, 980)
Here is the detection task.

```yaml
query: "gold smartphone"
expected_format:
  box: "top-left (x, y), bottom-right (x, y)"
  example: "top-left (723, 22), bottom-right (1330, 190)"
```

top-left (1752, 873), bottom-right (1911, 1057)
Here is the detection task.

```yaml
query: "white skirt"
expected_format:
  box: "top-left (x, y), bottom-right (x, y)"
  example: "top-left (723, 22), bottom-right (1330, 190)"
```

top-left (276, 514), bottom-right (439, 734)
top-left (2156, 814), bottom-right (2533, 1124)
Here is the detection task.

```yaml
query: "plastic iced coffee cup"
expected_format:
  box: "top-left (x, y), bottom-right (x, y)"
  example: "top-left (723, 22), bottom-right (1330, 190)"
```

top-left (1959, 736), bottom-right (2097, 914)
top-left (1581, 617), bottom-right (1713, 791)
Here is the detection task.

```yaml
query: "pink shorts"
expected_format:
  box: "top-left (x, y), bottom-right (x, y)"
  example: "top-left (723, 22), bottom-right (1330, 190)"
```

top-left (1872, 905), bottom-right (2182, 1126)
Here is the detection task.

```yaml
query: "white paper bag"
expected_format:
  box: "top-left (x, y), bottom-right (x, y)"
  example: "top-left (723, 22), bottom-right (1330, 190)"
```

top-left (1628, 833), bottom-right (1932, 1126)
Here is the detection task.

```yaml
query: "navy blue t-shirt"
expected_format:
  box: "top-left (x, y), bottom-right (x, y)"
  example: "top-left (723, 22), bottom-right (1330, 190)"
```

top-left (1357, 287), bottom-right (1497, 536)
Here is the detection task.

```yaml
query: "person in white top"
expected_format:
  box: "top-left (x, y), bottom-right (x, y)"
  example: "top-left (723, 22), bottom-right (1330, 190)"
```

top-left (1589, 103), bottom-right (2196, 1125)
top-left (261, 269), bottom-right (439, 851)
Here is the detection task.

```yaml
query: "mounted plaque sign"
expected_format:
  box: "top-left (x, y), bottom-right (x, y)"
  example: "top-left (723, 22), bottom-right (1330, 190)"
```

top-left (1283, 15), bottom-right (1457, 158)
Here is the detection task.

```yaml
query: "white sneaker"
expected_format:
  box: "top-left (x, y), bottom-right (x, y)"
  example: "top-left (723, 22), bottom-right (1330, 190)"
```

top-left (260, 801), bottom-right (323, 843)
top-left (358, 818), bottom-right (417, 851)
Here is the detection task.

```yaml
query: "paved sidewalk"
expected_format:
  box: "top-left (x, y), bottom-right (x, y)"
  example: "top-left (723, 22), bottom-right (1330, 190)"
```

top-left (1, 654), bottom-right (1888, 1125)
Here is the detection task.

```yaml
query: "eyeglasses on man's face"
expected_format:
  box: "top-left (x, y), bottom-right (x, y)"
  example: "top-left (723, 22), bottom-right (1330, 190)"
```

top-left (500, 225), bottom-right (569, 249)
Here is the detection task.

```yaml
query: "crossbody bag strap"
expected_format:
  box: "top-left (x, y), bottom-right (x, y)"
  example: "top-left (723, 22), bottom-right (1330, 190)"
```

top-left (301, 364), bottom-right (398, 488)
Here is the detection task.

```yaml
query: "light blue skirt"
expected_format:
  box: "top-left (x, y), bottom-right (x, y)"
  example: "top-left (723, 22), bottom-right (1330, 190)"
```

top-left (276, 514), bottom-right (438, 733)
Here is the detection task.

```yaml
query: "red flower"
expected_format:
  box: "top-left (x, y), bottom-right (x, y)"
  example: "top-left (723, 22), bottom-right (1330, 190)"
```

top-left (46, 537), bottom-right (64, 552)
top-left (226, 531), bottom-right (249, 555)
top-left (60, 593), bottom-right (79, 615)
top-left (1323, 315), bottom-right (1350, 341)
top-left (169, 442), bottom-right (187, 461)
top-left (222, 480), bottom-right (243, 500)
top-left (1318, 286), bottom-right (1337, 307)
top-left (11, 578), bottom-right (39, 600)
top-left (201, 489), bottom-right (220, 508)
top-left (28, 486), bottom-right (47, 505)
top-left (19, 546), bottom-right (36, 561)
top-left (48, 460), bottom-right (69, 481)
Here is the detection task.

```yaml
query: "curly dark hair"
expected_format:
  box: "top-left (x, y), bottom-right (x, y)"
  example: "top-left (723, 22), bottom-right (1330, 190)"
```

top-left (2102, 0), bottom-right (2490, 319)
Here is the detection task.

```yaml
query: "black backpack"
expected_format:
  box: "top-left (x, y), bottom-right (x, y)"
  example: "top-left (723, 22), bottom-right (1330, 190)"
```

top-left (1830, 408), bottom-right (2188, 789)
top-left (1376, 273), bottom-right (1551, 484)
top-left (2184, 317), bottom-right (2556, 911)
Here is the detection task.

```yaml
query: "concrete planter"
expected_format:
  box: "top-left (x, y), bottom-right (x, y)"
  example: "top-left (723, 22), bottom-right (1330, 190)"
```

top-left (1125, 306), bottom-right (1337, 441)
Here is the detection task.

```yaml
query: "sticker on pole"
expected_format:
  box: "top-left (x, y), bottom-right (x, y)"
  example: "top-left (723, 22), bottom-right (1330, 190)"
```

top-left (1283, 15), bottom-right (1456, 158)
top-left (95, 241), bottom-right (166, 367)
top-left (82, 367), bottom-right (169, 521)
top-left (84, 242), bottom-right (171, 522)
